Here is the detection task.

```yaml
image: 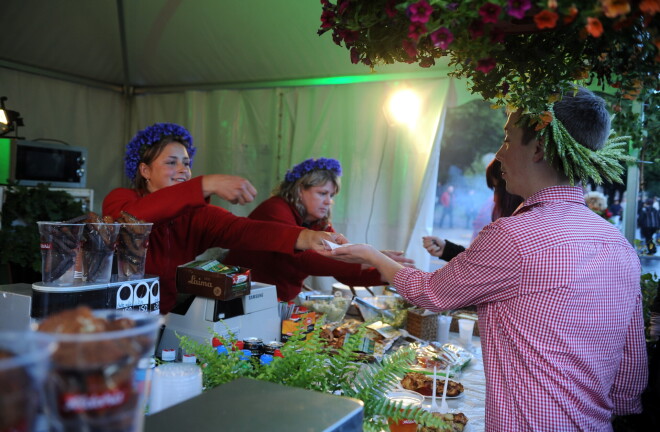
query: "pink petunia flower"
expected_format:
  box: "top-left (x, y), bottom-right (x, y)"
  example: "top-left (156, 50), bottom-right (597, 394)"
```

top-left (476, 57), bottom-right (497, 73)
top-left (340, 29), bottom-right (360, 45)
top-left (507, 0), bottom-right (532, 20)
top-left (350, 48), bottom-right (360, 64)
top-left (430, 27), bottom-right (454, 49)
top-left (320, 10), bottom-right (336, 29)
top-left (479, 2), bottom-right (502, 23)
top-left (402, 40), bottom-right (418, 59)
top-left (490, 28), bottom-right (506, 43)
top-left (408, 22), bottom-right (427, 41)
top-left (407, 0), bottom-right (434, 23)
top-left (469, 20), bottom-right (485, 39)
top-left (385, 0), bottom-right (399, 18)
top-left (338, 0), bottom-right (350, 15)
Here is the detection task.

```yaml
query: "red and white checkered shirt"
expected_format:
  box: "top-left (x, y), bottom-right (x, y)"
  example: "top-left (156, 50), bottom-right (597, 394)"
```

top-left (395, 186), bottom-right (647, 431)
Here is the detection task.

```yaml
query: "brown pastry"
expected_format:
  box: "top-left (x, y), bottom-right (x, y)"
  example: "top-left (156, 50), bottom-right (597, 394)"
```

top-left (419, 412), bottom-right (469, 432)
top-left (38, 306), bottom-right (150, 432)
top-left (400, 371), bottom-right (464, 397)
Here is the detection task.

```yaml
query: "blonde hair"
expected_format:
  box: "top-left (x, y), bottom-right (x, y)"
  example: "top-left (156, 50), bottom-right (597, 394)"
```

top-left (273, 169), bottom-right (341, 228)
top-left (584, 191), bottom-right (607, 212)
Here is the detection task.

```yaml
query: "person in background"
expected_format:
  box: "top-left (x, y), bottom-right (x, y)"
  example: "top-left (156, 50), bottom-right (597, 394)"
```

top-left (638, 198), bottom-right (660, 255)
top-left (423, 159), bottom-right (523, 261)
top-left (584, 190), bottom-right (613, 220)
top-left (224, 157), bottom-right (413, 301)
top-left (609, 199), bottom-right (623, 218)
top-left (102, 123), bottom-right (346, 314)
top-left (437, 185), bottom-right (454, 228)
top-left (324, 87), bottom-right (647, 430)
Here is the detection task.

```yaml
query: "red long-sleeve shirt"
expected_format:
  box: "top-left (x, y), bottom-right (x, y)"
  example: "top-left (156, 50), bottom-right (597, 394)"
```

top-left (102, 177), bottom-right (304, 314)
top-left (395, 186), bottom-right (647, 431)
top-left (225, 196), bottom-right (386, 301)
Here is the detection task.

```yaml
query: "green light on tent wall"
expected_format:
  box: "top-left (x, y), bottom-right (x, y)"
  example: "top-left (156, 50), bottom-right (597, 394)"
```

top-left (0, 138), bottom-right (10, 184)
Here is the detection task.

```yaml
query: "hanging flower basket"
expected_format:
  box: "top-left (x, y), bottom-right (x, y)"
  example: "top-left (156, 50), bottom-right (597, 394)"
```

top-left (318, 0), bottom-right (659, 114)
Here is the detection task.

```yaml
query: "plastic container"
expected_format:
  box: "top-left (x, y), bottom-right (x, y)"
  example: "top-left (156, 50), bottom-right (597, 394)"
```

top-left (81, 222), bottom-right (121, 283)
top-left (385, 389), bottom-right (424, 432)
top-left (354, 295), bottom-right (402, 321)
top-left (38, 309), bottom-right (162, 432)
top-left (37, 222), bottom-right (85, 286)
top-left (300, 294), bottom-right (351, 323)
top-left (0, 332), bottom-right (54, 432)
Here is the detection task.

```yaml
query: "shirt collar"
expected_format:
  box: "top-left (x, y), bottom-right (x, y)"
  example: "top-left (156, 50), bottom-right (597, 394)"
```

top-left (513, 185), bottom-right (586, 216)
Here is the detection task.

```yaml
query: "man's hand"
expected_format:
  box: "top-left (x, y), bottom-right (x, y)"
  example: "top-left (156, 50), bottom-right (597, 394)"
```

top-left (422, 235), bottom-right (445, 257)
top-left (295, 230), bottom-right (348, 252)
top-left (202, 174), bottom-right (258, 205)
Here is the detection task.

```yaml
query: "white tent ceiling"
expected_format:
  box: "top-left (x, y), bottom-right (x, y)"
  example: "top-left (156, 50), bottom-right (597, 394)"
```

top-left (0, 0), bottom-right (450, 92)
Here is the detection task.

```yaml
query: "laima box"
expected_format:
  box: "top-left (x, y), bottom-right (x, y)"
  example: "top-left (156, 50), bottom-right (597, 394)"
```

top-left (176, 260), bottom-right (251, 301)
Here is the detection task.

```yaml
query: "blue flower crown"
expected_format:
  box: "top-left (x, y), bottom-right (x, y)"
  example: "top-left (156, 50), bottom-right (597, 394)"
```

top-left (124, 122), bottom-right (197, 181)
top-left (285, 158), bottom-right (342, 183)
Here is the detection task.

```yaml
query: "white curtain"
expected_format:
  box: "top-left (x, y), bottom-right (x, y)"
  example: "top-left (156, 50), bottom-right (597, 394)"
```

top-left (0, 68), bottom-right (125, 212)
top-left (2, 67), bottom-right (450, 285)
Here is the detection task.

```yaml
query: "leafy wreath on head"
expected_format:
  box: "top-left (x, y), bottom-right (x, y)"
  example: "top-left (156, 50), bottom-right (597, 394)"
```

top-left (124, 122), bottom-right (197, 181)
top-left (524, 104), bottom-right (635, 186)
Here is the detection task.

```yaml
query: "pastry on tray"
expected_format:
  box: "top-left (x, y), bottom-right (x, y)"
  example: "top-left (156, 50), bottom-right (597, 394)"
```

top-left (400, 371), bottom-right (464, 397)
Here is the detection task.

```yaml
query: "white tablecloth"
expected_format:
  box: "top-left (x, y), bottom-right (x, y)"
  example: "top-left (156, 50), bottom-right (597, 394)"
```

top-left (419, 334), bottom-right (486, 432)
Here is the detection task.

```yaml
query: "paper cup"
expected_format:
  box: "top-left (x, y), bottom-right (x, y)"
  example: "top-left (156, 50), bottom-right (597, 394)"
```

top-left (116, 223), bottom-right (153, 281)
top-left (38, 222), bottom-right (85, 286)
top-left (39, 310), bottom-right (161, 432)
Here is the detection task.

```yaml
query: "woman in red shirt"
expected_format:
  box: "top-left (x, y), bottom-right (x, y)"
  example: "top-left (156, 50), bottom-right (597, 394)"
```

top-left (225, 157), bottom-right (412, 301)
top-left (103, 123), bottom-right (345, 314)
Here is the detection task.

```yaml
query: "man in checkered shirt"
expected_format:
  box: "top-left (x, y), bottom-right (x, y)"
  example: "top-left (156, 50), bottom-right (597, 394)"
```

top-left (326, 88), bottom-right (647, 431)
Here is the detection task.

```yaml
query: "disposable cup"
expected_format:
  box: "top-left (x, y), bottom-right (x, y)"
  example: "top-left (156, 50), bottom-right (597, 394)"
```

top-left (0, 331), bottom-right (54, 432)
top-left (458, 318), bottom-right (476, 348)
top-left (39, 309), bottom-right (161, 432)
top-left (149, 363), bottom-right (203, 414)
top-left (82, 223), bottom-right (121, 283)
top-left (436, 315), bottom-right (452, 344)
top-left (116, 223), bottom-right (153, 281)
top-left (37, 222), bottom-right (85, 286)
top-left (386, 389), bottom-right (424, 432)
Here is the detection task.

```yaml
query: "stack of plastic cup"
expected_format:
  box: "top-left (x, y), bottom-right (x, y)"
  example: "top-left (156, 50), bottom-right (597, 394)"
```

top-left (0, 332), bottom-right (54, 432)
top-left (149, 363), bottom-right (203, 414)
top-left (458, 318), bottom-right (476, 348)
top-left (436, 315), bottom-right (452, 344)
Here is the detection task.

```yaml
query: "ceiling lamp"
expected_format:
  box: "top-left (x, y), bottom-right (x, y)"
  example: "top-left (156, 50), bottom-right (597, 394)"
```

top-left (0, 97), bottom-right (24, 137)
top-left (384, 89), bottom-right (420, 129)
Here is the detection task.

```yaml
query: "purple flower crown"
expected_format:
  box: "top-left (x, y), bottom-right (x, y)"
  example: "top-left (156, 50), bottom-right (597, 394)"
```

top-left (124, 122), bottom-right (197, 181)
top-left (285, 158), bottom-right (342, 183)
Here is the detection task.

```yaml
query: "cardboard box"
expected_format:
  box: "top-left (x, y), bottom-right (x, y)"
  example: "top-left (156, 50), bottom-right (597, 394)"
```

top-left (176, 260), bottom-right (251, 301)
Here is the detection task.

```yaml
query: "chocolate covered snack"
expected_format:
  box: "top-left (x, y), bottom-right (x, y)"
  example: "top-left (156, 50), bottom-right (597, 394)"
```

top-left (81, 213), bottom-right (119, 283)
top-left (40, 222), bottom-right (82, 283)
top-left (116, 212), bottom-right (151, 280)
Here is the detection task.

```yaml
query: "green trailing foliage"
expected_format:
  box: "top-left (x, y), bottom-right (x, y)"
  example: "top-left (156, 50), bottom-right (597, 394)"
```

top-left (177, 318), bottom-right (448, 430)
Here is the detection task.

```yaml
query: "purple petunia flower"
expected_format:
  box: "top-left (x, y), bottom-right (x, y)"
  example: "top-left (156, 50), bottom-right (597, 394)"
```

top-left (350, 47), bottom-right (360, 64)
top-left (285, 158), bottom-right (342, 183)
top-left (479, 2), bottom-right (502, 24)
top-left (430, 27), bottom-right (454, 50)
top-left (407, 0), bottom-right (433, 24)
top-left (446, 3), bottom-right (459, 11)
top-left (385, 0), bottom-right (398, 18)
top-left (320, 10), bottom-right (336, 29)
top-left (507, 0), bottom-right (532, 20)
